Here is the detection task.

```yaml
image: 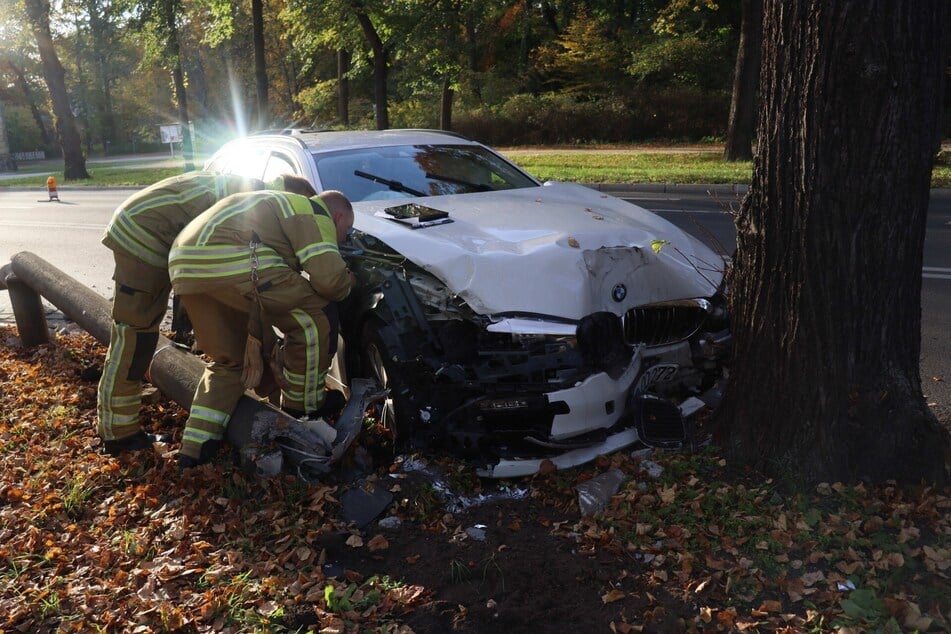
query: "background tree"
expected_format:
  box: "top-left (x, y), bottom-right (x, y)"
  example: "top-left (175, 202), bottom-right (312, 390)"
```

top-left (251, 0), bottom-right (268, 128)
top-left (534, 10), bottom-right (626, 96)
top-left (90, 1), bottom-right (119, 148)
top-left (63, 0), bottom-right (117, 155)
top-left (337, 49), bottom-right (350, 125)
top-left (0, 6), bottom-right (56, 153)
top-left (161, 0), bottom-right (193, 168)
top-left (122, 0), bottom-right (195, 169)
top-left (723, 0), bottom-right (761, 161)
top-left (0, 100), bottom-right (15, 171)
top-left (716, 0), bottom-right (949, 486)
top-left (351, 0), bottom-right (390, 130)
top-left (21, 0), bottom-right (90, 178)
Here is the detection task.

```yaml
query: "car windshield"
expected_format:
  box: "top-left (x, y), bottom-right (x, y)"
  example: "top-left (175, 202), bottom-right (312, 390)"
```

top-left (312, 144), bottom-right (539, 202)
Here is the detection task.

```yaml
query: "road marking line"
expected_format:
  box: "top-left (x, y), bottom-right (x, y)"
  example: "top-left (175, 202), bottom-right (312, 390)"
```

top-left (0, 221), bottom-right (100, 230)
top-left (632, 205), bottom-right (729, 215)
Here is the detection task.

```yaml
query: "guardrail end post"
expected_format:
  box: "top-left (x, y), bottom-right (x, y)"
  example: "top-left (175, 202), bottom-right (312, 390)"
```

top-left (5, 274), bottom-right (50, 347)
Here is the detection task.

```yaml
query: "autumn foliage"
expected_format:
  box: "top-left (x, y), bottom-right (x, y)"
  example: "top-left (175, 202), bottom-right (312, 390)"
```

top-left (0, 326), bottom-right (948, 632)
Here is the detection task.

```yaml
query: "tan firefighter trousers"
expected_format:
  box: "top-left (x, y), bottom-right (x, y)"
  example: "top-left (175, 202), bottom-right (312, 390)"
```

top-left (97, 252), bottom-right (171, 441)
top-left (177, 268), bottom-right (334, 460)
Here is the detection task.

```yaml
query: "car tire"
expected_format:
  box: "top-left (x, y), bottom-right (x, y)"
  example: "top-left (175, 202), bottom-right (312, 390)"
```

top-left (360, 319), bottom-right (414, 443)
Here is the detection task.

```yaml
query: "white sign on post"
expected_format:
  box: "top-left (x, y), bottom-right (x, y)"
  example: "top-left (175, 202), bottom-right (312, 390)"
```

top-left (159, 124), bottom-right (182, 156)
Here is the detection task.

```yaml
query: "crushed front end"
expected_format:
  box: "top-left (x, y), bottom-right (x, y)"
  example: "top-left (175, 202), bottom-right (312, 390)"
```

top-left (342, 236), bottom-right (730, 478)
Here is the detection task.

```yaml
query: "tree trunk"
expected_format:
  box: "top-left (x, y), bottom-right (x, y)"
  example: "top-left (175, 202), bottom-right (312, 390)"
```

top-left (87, 0), bottom-right (117, 150)
top-left (355, 9), bottom-right (389, 130)
top-left (439, 77), bottom-right (453, 131)
top-left (540, 1), bottom-right (560, 34)
top-left (716, 0), bottom-right (950, 486)
top-left (163, 0), bottom-right (194, 171)
top-left (723, 0), bottom-right (762, 162)
top-left (337, 49), bottom-right (350, 126)
top-left (0, 101), bottom-right (16, 172)
top-left (252, 0), bottom-right (269, 129)
top-left (6, 61), bottom-right (52, 149)
top-left (22, 0), bottom-right (89, 179)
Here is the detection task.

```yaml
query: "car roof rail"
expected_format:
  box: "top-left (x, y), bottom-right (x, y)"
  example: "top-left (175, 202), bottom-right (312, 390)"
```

top-left (251, 128), bottom-right (325, 136)
top-left (399, 128), bottom-right (473, 141)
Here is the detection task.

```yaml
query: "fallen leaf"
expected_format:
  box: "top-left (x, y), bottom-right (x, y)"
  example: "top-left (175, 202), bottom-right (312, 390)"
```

top-left (367, 534), bottom-right (389, 552)
top-left (758, 600), bottom-right (782, 613)
top-left (346, 534), bottom-right (364, 548)
top-left (602, 588), bottom-right (626, 604)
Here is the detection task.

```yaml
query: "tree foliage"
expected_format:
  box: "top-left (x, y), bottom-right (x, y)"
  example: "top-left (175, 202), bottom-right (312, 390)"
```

top-left (534, 10), bottom-right (626, 95)
top-left (0, 0), bottom-right (749, 149)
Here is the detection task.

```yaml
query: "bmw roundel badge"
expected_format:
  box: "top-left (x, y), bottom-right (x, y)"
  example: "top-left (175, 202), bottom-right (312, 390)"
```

top-left (612, 284), bottom-right (627, 302)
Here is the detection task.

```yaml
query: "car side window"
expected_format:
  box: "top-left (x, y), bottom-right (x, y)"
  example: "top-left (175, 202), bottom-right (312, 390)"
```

top-left (263, 152), bottom-right (299, 182)
top-left (221, 144), bottom-right (270, 180)
top-left (204, 154), bottom-right (230, 173)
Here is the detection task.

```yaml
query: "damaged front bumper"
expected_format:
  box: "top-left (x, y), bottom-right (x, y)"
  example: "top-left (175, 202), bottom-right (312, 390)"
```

top-left (474, 343), bottom-right (727, 478)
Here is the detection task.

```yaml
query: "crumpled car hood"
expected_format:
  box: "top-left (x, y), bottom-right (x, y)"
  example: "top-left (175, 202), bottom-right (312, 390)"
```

top-left (352, 182), bottom-right (724, 320)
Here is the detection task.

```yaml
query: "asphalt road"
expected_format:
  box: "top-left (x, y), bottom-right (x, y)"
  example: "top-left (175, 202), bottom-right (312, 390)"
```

top-left (0, 186), bottom-right (948, 415)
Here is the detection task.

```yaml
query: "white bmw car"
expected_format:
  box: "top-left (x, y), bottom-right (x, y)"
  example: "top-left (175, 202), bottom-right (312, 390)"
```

top-left (205, 129), bottom-right (730, 477)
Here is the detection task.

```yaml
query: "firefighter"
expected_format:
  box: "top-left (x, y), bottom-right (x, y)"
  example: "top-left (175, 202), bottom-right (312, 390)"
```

top-left (168, 189), bottom-right (355, 469)
top-left (97, 172), bottom-right (317, 455)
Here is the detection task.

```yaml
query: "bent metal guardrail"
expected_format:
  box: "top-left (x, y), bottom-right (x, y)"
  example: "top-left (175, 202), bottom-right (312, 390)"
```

top-left (0, 251), bottom-right (372, 480)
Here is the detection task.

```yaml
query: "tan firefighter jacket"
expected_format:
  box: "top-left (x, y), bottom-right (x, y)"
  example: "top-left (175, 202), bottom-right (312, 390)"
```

top-left (102, 172), bottom-right (262, 269)
top-left (168, 191), bottom-right (351, 305)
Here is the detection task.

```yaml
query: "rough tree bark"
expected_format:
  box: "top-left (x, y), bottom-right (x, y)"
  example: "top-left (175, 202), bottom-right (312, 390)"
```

top-left (22, 0), bottom-right (89, 179)
top-left (723, 0), bottom-right (762, 162)
top-left (251, 0), bottom-right (269, 129)
top-left (716, 0), bottom-right (949, 486)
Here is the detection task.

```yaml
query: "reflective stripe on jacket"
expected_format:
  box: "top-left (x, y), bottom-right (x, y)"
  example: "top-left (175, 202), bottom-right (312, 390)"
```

top-left (102, 173), bottom-right (260, 268)
top-left (168, 191), bottom-right (351, 302)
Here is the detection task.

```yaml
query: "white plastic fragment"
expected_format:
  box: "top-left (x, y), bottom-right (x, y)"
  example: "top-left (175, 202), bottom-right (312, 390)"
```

top-left (639, 460), bottom-right (664, 479)
top-left (576, 468), bottom-right (627, 516)
top-left (466, 527), bottom-right (487, 541)
top-left (378, 516), bottom-right (402, 529)
top-left (678, 396), bottom-right (707, 418)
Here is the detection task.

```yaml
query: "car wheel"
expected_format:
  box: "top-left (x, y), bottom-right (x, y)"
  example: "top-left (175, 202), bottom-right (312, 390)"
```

top-left (360, 319), bottom-right (414, 443)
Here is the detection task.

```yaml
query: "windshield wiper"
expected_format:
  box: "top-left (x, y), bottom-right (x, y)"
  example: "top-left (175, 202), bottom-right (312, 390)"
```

top-left (354, 170), bottom-right (426, 197)
top-left (425, 172), bottom-right (494, 192)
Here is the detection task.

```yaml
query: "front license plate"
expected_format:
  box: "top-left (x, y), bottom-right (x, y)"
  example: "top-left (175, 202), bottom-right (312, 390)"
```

top-left (632, 363), bottom-right (678, 397)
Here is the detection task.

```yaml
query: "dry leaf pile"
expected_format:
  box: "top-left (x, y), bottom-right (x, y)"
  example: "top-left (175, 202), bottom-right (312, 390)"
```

top-left (0, 326), bottom-right (948, 633)
top-left (0, 328), bottom-right (427, 633)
